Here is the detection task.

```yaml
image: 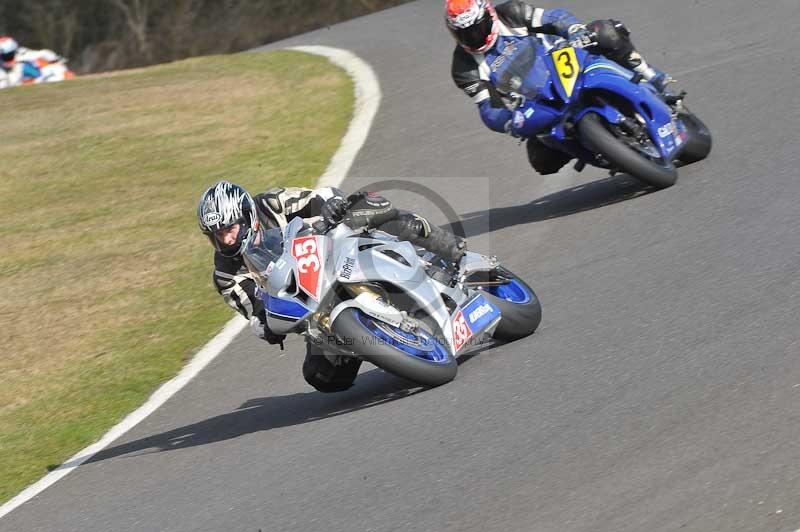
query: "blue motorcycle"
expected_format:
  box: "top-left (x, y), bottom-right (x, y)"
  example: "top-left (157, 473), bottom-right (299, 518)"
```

top-left (503, 34), bottom-right (712, 188)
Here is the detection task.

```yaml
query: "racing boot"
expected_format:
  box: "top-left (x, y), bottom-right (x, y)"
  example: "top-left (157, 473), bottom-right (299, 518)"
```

top-left (418, 231), bottom-right (467, 287)
top-left (648, 69), bottom-right (676, 94)
top-left (405, 215), bottom-right (466, 267)
top-left (424, 226), bottom-right (466, 265)
top-left (625, 50), bottom-right (676, 96)
top-left (377, 213), bottom-right (467, 278)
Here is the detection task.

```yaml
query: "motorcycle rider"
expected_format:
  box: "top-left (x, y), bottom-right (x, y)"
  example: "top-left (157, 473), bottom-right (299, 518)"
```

top-left (446, 0), bottom-right (673, 175)
top-left (0, 35), bottom-right (67, 88)
top-left (197, 181), bottom-right (465, 392)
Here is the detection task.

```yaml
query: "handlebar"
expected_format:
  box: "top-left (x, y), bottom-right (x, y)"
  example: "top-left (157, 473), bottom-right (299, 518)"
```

top-left (561, 31), bottom-right (598, 50)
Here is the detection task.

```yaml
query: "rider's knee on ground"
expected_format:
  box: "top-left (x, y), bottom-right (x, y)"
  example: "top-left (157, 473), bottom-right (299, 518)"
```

top-left (302, 344), bottom-right (361, 393)
top-left (527, 138), bottom-right (572, 175)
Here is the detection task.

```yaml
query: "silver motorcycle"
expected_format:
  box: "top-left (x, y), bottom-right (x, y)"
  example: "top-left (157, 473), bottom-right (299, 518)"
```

top-left (242, 214), bottom-right (542, 387)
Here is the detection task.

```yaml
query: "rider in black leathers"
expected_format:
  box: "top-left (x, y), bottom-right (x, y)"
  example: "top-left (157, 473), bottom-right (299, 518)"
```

top-left (197, 181), bottom-right (465, 393)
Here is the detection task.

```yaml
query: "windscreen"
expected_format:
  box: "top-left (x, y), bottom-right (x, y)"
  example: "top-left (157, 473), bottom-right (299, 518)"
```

top-left (242, 227), bottom-right (284, 288)
top-left (493, 37), bottom-right (551, 100)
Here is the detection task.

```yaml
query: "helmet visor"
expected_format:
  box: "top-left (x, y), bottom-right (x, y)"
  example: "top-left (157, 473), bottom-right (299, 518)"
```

top-left (1, 51), bottom-right (15, 63)
top-left (450, 11), bottom-right (494, 50)
top-left (215, 219), bottom-right (253, 257)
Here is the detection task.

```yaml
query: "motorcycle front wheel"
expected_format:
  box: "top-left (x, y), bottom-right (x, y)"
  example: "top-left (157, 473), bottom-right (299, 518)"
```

top-left (332, 308), bottom-right (457, 387)
top-left (577, 112), bottom-right (678, 189)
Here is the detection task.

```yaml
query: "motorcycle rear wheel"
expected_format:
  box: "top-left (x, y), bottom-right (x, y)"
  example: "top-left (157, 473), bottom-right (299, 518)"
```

top-left (577, 112), bottom-right (678, 189)
top-left (467, 267), bottom-right (542, 342)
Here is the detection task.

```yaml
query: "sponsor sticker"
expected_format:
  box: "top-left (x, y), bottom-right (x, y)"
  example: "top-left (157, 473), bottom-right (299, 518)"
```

top-left (340, 256), bottom-right (357, 280)
top-left (513, 111), bottom-right (526, 130)
top-left (464, 82), bottom-right (480, 94)
top-left (490, 41), bottom-right (517, 72)
top-left (203, 211), bottom-right (222, 226)
top-left (462, 295), bottom-right (501, 333)
top-left (658, 123), bottom-right (676, 138)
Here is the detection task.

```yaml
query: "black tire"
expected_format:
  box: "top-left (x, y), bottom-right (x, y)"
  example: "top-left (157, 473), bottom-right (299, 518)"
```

top-left (332, 308), bottom-right (457, 387)
top-left (472, 268), bottom-right (542, 342)
top-left (577, 112), bottom-right (678, 189)
top-left (676, 112), bottom-right (712, 165)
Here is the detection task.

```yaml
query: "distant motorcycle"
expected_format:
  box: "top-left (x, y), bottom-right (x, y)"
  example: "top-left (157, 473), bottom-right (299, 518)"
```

top-left (0, 58), bottom-right (74, 89)
top-left (504, 32), bottom-right (712, 188)
top-left (243, 207), bottom-right (542, 387)
top-left (20, 57), bottom-right (75, 85)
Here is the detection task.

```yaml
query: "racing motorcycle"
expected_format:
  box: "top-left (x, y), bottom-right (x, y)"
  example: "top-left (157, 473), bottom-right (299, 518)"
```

top-left (242, 213), bottom-right (542, 387)
top-left (503, 32), bottom-right (712, 188)
top-left (0, 58), bottom-right (74, 89)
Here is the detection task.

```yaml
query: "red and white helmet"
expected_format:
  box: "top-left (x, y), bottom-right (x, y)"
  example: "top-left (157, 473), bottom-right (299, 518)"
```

top-left (0, 36), bottom-right (19, 67)
top-left (445, 0), bottom-right (499, 53)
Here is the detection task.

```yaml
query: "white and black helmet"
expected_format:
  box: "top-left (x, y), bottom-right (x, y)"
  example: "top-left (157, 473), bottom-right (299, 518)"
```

top-left (0, 36), bottom-right (19, 66)
top-left (197, 181), bottom-right (257, 257)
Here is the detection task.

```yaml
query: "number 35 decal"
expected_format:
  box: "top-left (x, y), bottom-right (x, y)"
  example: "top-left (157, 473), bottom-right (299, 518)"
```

top-left (452, 311), bottom-right (473, 352)
top-left (292, 236), bottom-right (323, 300)
top-left (553, 47), bottom-right (580, 98)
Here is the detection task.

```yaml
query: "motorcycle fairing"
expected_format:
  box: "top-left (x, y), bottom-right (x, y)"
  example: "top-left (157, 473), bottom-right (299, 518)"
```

top-left (262, 291), bottom-right (311, 322)
top-left (578, 55), bottom-right (682, 160)
top-left (451, 294), bottom-right (502, 353)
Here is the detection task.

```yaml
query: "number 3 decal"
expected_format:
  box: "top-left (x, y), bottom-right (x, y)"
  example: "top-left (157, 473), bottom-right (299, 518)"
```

top-left (553, 47), bottom-right (580, 98)
top-left (556, 50), bottom-right (575, 78)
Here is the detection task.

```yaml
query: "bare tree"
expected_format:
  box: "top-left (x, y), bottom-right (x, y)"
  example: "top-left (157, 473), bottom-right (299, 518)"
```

top-left (105, 0), bottom-right (154, 62)
top-left (6, 0), bottom-right (413, 73)
top-left (19, 0), bottom-right (81, 58)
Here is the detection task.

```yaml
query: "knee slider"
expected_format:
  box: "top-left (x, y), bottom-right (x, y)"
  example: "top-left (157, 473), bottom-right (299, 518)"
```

top-left (526, 138), bottom-right (571, 175)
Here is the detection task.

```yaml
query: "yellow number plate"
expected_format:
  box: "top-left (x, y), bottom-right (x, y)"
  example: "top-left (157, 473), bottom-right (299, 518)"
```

top-left (552, 47), bottom-right (579, 98)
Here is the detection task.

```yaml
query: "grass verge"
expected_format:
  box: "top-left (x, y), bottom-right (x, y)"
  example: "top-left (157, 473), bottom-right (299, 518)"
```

top-left (0, 50), bottom-right (353, 503)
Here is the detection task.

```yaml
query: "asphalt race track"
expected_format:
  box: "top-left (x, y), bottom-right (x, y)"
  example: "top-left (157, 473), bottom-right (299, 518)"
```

top-left (3, 1), bottom-right (799, 531)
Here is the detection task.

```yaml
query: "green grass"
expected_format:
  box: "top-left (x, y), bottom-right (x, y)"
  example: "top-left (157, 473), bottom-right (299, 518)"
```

top-left (0, 50), bottom-right (354, 503)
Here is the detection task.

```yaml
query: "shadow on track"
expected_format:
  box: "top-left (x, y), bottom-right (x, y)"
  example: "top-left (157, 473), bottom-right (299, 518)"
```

top-left (51, 340), bottom-right (494, 470)
top-left (445, 174), bottom-right (653, 238)
top-left (70, 368), bottom-right (422, 466)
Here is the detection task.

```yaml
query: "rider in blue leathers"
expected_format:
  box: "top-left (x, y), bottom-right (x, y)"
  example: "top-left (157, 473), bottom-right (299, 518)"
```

top-left (447, 0), bottom-right (672, 174)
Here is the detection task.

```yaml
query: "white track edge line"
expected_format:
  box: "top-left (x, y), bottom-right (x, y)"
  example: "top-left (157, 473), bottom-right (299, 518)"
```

top-left (0, 45), bottom-right (381, 520)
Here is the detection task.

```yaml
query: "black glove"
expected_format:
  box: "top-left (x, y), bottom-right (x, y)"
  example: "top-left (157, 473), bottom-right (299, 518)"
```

top-left (264, 328), bottom-right (286, 346)
top-left (343, 191), bottom-right (397, 229)
top-left (320, 196), bottom-right (349, 225)
top-left (251, 315), bottom-right (286, 345)
top-left (566, 23), bottom-right (596, 49)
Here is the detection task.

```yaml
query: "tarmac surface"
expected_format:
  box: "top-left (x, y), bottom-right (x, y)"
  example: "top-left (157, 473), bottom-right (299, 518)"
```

top-left (3, 1), bottom-right (799, 531)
